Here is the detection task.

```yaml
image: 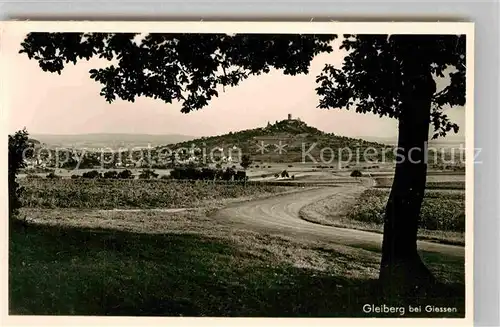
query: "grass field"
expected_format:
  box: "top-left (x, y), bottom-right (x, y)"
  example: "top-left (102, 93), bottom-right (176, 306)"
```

top-left (300, 188), bottom-right (465, 246)
top-left (19, 179), bottom-right (290, 209)
top-left (11, 174), bottom-right (465, 316)
top-left (10, 207), bottom-right (465, 317)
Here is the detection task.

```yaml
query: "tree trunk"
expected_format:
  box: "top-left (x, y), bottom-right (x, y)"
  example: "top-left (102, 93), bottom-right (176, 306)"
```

top-left (379, 60), bottom-right (437, 293)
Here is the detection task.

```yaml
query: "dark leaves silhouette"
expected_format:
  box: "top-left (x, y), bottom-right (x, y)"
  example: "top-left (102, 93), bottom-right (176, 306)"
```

top-left (20, 33), bottom-right (336, 113)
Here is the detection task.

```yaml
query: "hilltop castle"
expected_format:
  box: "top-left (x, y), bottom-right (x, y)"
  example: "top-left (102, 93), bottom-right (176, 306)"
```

top-left (267, 114), bottom-right (302, 129)
top-left (287, 113), bottom-right (301, 122)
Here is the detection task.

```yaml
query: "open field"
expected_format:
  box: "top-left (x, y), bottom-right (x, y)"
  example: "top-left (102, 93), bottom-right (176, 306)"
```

top-left (300, 188), bottom-right (465, 246)
top-left (12, 203), bottom-right (464, 317)
top-left (11, 168), bottom-right (466, 317)
top-left (19, 179), bottom-right (292, 209)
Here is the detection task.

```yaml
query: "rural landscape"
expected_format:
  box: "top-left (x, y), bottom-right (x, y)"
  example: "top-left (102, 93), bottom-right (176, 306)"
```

top-left (6, 29), bottom-right (468, 318)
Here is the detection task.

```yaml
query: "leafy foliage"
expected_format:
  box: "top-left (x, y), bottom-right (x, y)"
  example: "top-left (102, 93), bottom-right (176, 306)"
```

top-left (117, 169), bottom-right (134, 179)
top-left (103, 170), bottom-right (119, 179)
top-left (9, 129), bottom-right (30, 220)
top-left (19, 32), bottom-right (464, 140)
top-left (240, 155), bottom-right (252, 170)
top-left (169, 166), bottom-right (247, 182)
top-left (81, 170), bottom-right (102, 179)
top-left (315, 34), bottom-right (465, 139)
top-left (20, 33), bottom-right (335, 113)
top-left (139, 168), bottom-right (159, 179)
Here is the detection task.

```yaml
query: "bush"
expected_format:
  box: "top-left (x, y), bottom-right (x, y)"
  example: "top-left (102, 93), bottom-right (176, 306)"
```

top-left (255, 165), bottom-right (260, 168)
top-left (139, 169), bottom-right (159, 179)
top-left (350, 170), bottom-right (363, 178)
top-left (103, 171), bottom-right (118, 179)
top-left (234, 171), bottom-right (247, 181)
top-left (220, 167), bottom-right (236, 181)
top-left (288, 164), bottom-right (293, 167)
top-left (82, 170), bottom-right (101, 179)
top-left (9, 129), bottom-right (29, 220)
top-left (70, 174), bottom-right (80, 179)
top-left (151, 164), bottom-right (168, 169)
top-left (117, 169), bottom-right (134, 179)
top-left (240, 155), bottom-right (252, 170)
top-left (170, 166), bottom-right (242, 181)
top-left (281, 170), bottom-right (289, 178)
top-left (171, 167), bottom-right (203, 180)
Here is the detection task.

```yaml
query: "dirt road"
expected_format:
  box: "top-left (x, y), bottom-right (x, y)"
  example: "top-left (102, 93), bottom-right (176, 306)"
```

top-left (214, 183), bottom-right (464, 258)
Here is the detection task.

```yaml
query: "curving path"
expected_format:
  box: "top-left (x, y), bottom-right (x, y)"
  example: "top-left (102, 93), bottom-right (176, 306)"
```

top-left (214, 182), bottom-right (464, 258)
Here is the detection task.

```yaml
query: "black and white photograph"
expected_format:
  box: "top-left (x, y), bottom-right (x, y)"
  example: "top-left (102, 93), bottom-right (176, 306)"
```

top-left (2, 21), bottom-right (474, 324)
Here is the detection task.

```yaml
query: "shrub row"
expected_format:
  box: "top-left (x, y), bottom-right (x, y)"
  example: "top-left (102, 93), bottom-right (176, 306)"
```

top-left (170, 167), bottom-right (247, 181)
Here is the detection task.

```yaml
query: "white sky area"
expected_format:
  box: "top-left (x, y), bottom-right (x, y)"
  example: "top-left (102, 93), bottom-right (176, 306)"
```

top-left (4, 30), bottom-right (465, 141)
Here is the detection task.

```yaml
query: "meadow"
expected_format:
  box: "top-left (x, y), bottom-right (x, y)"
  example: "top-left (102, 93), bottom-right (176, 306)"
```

top-left (300, 188), bottom-right (465, 246)
top-left (11, 208), bottom-right (465, 317)
top-left (11, 174), bottom-right (465, 317)
top-left (347, 189), bottom-right (465, 233)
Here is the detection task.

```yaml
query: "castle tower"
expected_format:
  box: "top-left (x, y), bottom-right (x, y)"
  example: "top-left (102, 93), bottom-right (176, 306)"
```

top-left (288, 113), bottom-right (292, 120)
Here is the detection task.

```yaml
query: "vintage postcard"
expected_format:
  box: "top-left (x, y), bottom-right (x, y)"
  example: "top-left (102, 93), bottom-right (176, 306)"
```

top-left (1, 21), bottom-right (474, 326)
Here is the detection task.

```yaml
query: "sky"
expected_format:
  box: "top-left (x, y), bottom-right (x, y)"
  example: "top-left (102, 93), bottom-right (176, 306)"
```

top-left (4, 29), bottom-right (466, 141)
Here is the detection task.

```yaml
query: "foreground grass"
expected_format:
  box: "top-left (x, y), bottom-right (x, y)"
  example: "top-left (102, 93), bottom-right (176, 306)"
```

top-left (10, 208), bottom-right (465, 317)
top-left (20, 179), bottom-right (290, 209)
top-left (300, 189), bottom-right (465, 246)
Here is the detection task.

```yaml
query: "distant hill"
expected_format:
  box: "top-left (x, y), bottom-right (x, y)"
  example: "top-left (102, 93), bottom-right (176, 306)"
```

top-left (163, 119), bottom-right (393, 163)
top-left (32, 133), bottom-right (197, 150)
